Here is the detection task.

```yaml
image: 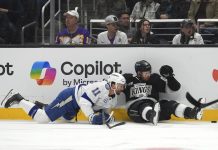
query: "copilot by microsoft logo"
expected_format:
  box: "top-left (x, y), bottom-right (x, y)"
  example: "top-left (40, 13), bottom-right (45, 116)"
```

top-left (30, 61), bottom-right (56, 85)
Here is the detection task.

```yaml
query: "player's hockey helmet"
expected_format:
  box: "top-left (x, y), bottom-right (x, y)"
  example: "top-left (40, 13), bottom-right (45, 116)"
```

top-left (107, 73), bottom-right (126, 84)
top-left (135, 60), bottom-right (151, 72)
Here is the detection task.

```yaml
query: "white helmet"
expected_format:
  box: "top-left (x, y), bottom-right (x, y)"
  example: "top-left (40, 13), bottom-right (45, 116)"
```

top-left (107, 73), bottom-right (126, 85)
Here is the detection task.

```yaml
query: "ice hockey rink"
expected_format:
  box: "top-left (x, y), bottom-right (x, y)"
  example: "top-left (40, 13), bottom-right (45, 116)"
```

top-left (0, 120), bottom-right (218, 150)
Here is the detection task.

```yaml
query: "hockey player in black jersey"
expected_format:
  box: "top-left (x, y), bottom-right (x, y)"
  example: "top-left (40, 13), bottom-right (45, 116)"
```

top-left (123, 60), bottom-right (203, 125)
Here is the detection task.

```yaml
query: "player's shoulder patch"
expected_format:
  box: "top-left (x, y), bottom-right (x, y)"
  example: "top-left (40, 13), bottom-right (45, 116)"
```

top-left (105, 83), bottom-right (110, 90)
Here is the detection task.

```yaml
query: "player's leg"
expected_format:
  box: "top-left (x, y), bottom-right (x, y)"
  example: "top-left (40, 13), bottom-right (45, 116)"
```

top-left (60, 98), bottom-right (80, 122)
top-left (127, 99), bottom-right (160, 125)
top-left (44, 87), bottom-right (80, 122)
top-left (1, 88), bottom-right (79, 123)
top-left (1, 89), bottom-right (47, 109)
top-left (1, 89), bottom-right (50, 123)
top-left (29, 87), bottom-right (79, 123)
top-left (159, 100), bottom-right (203, 121)
top-left (19, 100), bottom-right (51, 123)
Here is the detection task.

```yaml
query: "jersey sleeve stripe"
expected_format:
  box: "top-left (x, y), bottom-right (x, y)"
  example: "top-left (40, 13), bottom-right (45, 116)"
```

top-left (81, 93), bottom-right (94, 106)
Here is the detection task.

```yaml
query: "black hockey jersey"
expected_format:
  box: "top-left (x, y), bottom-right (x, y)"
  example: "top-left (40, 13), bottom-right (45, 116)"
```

top-left (124, 73), bottom-right (167, 102)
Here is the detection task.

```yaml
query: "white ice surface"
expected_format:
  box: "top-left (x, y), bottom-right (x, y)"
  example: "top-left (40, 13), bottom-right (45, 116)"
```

top-left (0, 120), bottom-right (217, 150)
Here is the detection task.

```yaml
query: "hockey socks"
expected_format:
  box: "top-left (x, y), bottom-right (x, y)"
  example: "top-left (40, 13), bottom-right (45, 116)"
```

top-left (175, 103), bottom-right (203, 120)
top-left (19, 100), bottom-right (50, 123)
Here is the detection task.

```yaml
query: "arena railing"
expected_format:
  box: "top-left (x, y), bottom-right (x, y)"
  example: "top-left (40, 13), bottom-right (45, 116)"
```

top-left (41, 0), bottom-right (61, 45)
top-left (197, 19), bottom-right (218, 32)
top-left (197, 19), bottom-right (218, 44)
top-left (21, 21), bottom-right (38, 45)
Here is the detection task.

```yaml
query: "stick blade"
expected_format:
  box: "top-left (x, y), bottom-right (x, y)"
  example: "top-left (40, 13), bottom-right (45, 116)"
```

top-left (106, 122), bottom-right (126, 129)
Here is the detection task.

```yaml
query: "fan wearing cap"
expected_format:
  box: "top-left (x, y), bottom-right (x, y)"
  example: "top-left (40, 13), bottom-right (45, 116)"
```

top-left (97, 15), bottom-right (128, 44)
top-left (55, 7), bottom-right (90, 45)
top-left (172, 19), bottom-right (204, 45)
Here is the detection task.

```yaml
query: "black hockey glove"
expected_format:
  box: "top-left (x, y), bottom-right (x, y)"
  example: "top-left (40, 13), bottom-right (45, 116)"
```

top-left (123, 73), bottom-right (133, 79)
top-left (123, 73), bottom-right (133, 83)
top-left (159, 65), bottom-right (174, 78)
top-left (160, 65), bottom-right (181, 91)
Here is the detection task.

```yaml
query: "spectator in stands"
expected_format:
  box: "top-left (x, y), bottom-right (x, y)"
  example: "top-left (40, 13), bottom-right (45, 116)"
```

top-left (55, 7), bottom-right (90, 45)
top-left (130, 0), bottom-right (160, 21)
top-left (156, 0), bottom-right (190, 19)
top-left (95, 0), bottom-right (128, 19)
top-left (125, 0), bottom-right (139, 13)
top-left (188, 0), bottom-right (218, 26)
top-left (97, 15), bottom-right (128, 44)
top-left (118, 11), bottom-right (136, 43)
top-left (152, 0), bottom-right (191, 43)
top-left (188, 0), bottom-right (218, 44)
top-left (172, 19), bottom-right (204, 45)
top-left (0, 0), bottom-right (24, 44)
top-left (131, 19), bottom-right (160, 44)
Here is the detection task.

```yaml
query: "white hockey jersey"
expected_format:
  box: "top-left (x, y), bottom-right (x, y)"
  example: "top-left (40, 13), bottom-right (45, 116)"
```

top-left (74, 81), bottom-right (117, 117)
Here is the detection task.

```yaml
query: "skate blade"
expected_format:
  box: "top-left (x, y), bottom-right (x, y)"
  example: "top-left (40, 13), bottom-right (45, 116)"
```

top-left (1, 89), bottom-right (13, 107)
top-left (152, 103), bottom-right (160, 126)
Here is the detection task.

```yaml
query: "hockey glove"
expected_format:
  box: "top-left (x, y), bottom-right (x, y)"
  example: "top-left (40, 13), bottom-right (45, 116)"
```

top-left (123, 73), bottom-right (133, 83)
top-left (89, 112), bottom-right (114, 125)
top-left (104, 112), bottom-right (115, 124)
top-left (159, 65), bottom-right (174, 78)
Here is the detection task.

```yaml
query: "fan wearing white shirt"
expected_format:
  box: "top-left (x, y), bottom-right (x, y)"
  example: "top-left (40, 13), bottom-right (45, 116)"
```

top-left (97, 15), bottom-right (128, 44)
top-left (172, 19), bottom-right (204, 45)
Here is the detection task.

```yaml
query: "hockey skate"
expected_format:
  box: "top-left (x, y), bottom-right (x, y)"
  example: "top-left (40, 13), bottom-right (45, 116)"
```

top-left (190, 105), bottom-right (203, 120)
top-left (188, 98), bottom-right (204, 120)
top-left (149, 102), bottom-right (160, 125)
top-left (1, 89), bottom-right (24, 108)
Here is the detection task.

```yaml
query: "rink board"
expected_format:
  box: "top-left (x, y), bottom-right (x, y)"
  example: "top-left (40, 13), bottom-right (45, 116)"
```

top-left (1, 47), bottom-right (218, 121)
top-left (0, 108), bottom-right (218, 121)
top-left (0, 47), bottom-right (218, 107)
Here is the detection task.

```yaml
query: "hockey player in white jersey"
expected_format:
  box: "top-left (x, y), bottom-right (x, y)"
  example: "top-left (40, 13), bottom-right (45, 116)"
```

top-left (1, 73), bottom-right (126, 125)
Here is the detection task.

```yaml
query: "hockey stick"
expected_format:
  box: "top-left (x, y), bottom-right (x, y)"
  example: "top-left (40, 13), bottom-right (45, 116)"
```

top-left (186, 92), bottom-right (218, 108)
top-left (1, 89), bottom-right (13, 106)
top-left (106, 121), bottom-right (126, 129)
top-left (103, 111), bottom-right (126, 129)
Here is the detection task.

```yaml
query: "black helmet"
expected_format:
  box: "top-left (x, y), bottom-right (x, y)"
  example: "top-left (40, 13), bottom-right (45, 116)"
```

top-left (135, 60), bottom-right (151, 72)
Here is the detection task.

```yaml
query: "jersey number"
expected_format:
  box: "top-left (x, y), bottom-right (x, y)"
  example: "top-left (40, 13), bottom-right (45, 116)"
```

top-left (92, 88), bottom-right (101, 96)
